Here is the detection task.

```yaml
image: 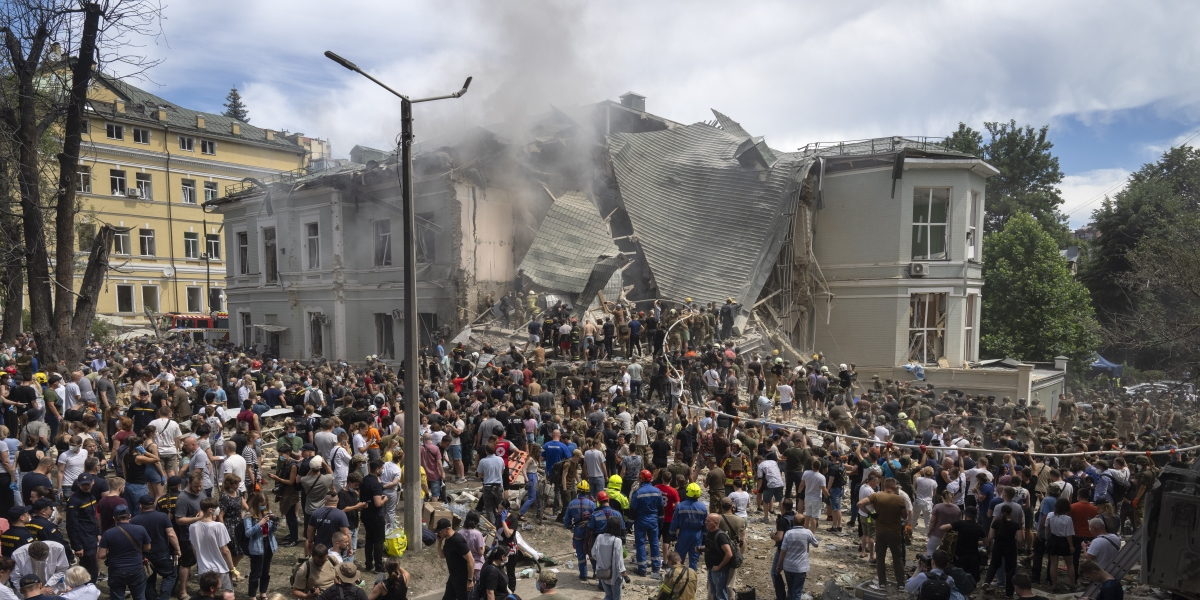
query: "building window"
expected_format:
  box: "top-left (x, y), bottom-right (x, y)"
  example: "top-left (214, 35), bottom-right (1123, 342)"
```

top-left (181, 179), bottom-right (196, 204)
top-left (132, 127), bottom-right (150, 144)
top-left (110, 169), bottom-right (126, 195)
top-left (206, 234), bottom-right (221, 260)
top-left (237, 231), bottom-right (249, 275)
top-left (178, 136), bottom-right (194, 151)
top-left (116, 285), bottom-right (135, 313)
top-left (81, 118), bottom-right (89, 135)
top-left (77, 224), bottom-right (96, 251)
top-left (204, 182), bottom-right (218, 202)
top-left (209, 288), bottom-right (223, 312)
top-left (135, 173), bottom-right (153, 199)
top-left (909, 292), bottom-right (947, 365)
top-left (141, 285), bottom-right (159, 313)
top-left (305, 222), bottom-right (320, 270)
top-left (965, 293), bottom-right (977, 362)
top-left (416, 212), bottom-right (436, 263)
top-left (967, 190), bottom-right (981, 261)
top-left (241, 312), bottom-right (253, 347)
top-left (184, 232), bottom-right (199, 259)
top-left (375, 313), bottom-right (395, 359)
top-left (185, 287), bottom-right (203, 312)
top-left (106, 123), bottom-right (124, 140)
top-left (76, 166), bottom-right (91, 193)
top-left (309, 313), bottom-right (324, 357)
top-left (200, 139), bottom-right (216, 155)
top-left (113, 231), bottom-right (130, 255)
top-left (373, 219), bottom-right (392, 266)
top-left (911, 187), bottom-right (950, 261)
top-left (139, 228), bottom-right (155, 256)
top-left (263, 227), bottom-right (278, 283)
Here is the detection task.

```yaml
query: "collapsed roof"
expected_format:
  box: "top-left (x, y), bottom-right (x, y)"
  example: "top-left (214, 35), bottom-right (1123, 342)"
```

top-left (518, 190), bottom-right (623, 315)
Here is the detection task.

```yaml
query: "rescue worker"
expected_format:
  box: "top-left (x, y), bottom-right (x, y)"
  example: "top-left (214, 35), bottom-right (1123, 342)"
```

top-left (631, 469), bottom-right (666, 576)
top-left (606, 474), bottom-right (630, 531)
top-left (1, 506), bottom-right (33, 557)
top-left (26, 499), bottom-right (64, 547)
top-left (721, 441), bottom-right (751, 497)
top-left (587, 491), bottom-right (624, 582)
top-left (565, 481), bottom-right (597, 581)
top-left (670, 483), bottom-right (708, 570)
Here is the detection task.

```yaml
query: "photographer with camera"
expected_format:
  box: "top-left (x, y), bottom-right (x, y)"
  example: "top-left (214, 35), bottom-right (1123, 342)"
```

top-left (243, 491), bottom-right (278, 600)
top-left (906, 550), bottom-right (957, 600)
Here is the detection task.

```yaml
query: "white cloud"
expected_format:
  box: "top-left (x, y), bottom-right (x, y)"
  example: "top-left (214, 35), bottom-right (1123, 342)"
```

top-left (123, 1), bottom-right (1200, 163)
top-left (1060, 168), bottom-right (1131, 228)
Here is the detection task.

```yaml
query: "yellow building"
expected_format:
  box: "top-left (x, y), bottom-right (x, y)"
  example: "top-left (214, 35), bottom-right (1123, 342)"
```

top-left (78, 74), bottom-right (314, 324)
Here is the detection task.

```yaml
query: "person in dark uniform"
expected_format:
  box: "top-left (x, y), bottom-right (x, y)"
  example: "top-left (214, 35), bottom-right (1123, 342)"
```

top-left (1, 506), bottom-right (33, 557)
top-left (26, 499), bottom-right (64, 547)
top-left (66, 473), bottom-right (101, 582)
top-left (130, 390), bottom-right (157, 433)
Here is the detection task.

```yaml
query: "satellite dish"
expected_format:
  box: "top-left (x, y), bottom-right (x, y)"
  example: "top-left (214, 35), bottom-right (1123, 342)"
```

top-left (163, 267), bottom-right (175, 277)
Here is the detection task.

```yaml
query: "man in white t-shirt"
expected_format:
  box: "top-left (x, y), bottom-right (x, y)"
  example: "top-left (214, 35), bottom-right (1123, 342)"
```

top-left (56, 437), bottom-right (88, 496)
top-left (874, 425), bottom-right (890, 446)
top-left (798, 461), bottom-right (827, 530)
top-left (189, 496), bottom-right (234, 590)
top-left (149, 405), bottom-right (184, 476)
top-left (219, 440), bottom-right (247, 493)
top-left (756, 455), bottom-right (785, 520)
top-left (728, 479), bottom-right (751, 518)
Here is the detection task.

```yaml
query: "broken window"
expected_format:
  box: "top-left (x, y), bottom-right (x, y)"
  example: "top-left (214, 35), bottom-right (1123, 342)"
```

top-left (375, 313), bottom-right (395, 359)
top-left (263, 227), bottom-right (278, 283)
top-left (965, 293), bottom-right (977, 362)
top-left (116, 285), bottom-right (134, 313)
top-left (373, 219), bottom-right (392, 267)
top-left (305, 222), bottom-right (320, 270)
top-left (908, 292), bottom-right (947, 365)
top-left (416, 212), bottom-right (436, 263)
top-left (242, 312), bottom-right (253, 347)
top-left (912, 187), bottom-right (949, 260)
top-left (309, 313), bottom-right (325, 357)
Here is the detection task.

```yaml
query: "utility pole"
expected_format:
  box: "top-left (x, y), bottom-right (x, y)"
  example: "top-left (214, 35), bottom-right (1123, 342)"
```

top-left (325, 50), bottom-right (471, 548)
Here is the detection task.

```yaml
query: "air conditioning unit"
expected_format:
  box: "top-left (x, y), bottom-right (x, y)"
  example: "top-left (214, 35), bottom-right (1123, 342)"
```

top-left (909, 262), bottom-right (929, 277)
top-left (125, 188), bottom-right (141, 199)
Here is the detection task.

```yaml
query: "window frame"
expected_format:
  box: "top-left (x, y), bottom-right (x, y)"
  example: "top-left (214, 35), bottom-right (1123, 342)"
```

top-left (206, 234), bottom-right (221, 260)
top-left (967, 190), bottom-right (981, 262)
top-left (373, 219), bottom-right (392, 267)
top-left (964, 292), bottom-right (978, 363)
top-left (236, 231), bottom-right (250, 275)
top-left (209, 288), bottom-right (223, 312)
top-left (115, 284), bottom-right (135, 313)
top-left (105, 122), bottom-right (124, 140)
top-left (203, 182), bottom-right (218, 202)
top-left (305, 222), bottom-right (320, 270)
top-left (178, 135), bottom-right (194, 152)
top-left (181, 179), bottom-right (197, 204)
top-left (183, 232), bottom-right (200, 259)
top-left (309, 312), bottom-right (324, 358)
top-left (135, 172), bottom-right (153, 200)
top-left (138, 228), bottom-right (156, 257)
top-left (109, 169), bottom-right (126, 195)
top-left (375, 313), bottom-right (395, 359)
top-left (141, 285), bottom-right (160, 314)
top-left (200, 139), bottom-right (216, 155)
top-left (185, 286), bottom-right (203, 313)
top-left (241, 312), bottom-right (253, 348)
top-left (76, 166), bottom-right (91, 193)
top-left (77, 223), bottom-right (96, 251)
top-left (908, 292), bottom-right (948, 365)
top-left (112, 231), bottom-right (131, 255)
top-left (132, 127), bottom-right (151, 144)
top-left (262, 226), bottom-right (278, 283)
top-left (416, 212), bottom-right (436, 263)
top-left (911, 187), bottom-right (951, 261)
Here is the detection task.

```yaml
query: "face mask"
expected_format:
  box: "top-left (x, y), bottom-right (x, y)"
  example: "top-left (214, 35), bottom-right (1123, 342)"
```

top-left (259, 505), bottom-right (267, 512)
top-left (286, 432), bottom-right (295, 439)
top-left (255, 440), bottom-right (262, 447)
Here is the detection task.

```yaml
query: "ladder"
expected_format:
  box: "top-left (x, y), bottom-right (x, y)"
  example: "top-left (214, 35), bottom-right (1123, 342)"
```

top-left (1078, 528), bottom-right (1142, 599)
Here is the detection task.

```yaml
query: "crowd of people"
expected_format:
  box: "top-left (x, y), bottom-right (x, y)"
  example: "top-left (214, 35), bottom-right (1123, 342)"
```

top-left (0, 297), bottom-right (1192, 600)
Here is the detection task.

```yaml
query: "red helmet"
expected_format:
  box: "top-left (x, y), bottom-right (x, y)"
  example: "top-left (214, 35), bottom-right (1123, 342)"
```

top-left (252, 360), bottom-right (262, 369)
top-left (3, 366), bottom-right (15, 375)
top-left (640, 469), bottom-right (653, 483)
top-left (596, 491), bottom-right (609, 502)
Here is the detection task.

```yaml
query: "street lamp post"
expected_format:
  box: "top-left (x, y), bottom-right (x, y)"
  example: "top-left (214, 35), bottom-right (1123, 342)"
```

top-left (325, 50), bottom-right (471, 548)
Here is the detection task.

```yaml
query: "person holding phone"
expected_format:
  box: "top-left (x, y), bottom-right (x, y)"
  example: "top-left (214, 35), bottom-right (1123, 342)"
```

top-left (243, 491), bottom-right (278, 600)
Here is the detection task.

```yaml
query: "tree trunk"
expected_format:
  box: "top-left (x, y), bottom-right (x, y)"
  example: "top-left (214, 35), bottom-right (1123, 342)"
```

top-left (0, 151), bottom-right (22, 343)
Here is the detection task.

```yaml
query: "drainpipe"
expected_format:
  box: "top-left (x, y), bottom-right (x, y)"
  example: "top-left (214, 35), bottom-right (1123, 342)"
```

top-left (163, 124), bottom-right (180, 312)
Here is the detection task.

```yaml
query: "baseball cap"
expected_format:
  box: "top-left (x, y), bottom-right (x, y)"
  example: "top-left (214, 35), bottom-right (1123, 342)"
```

top-left (7, 506), bottom-right (30, 520)
top-left (31, 498), bottom-right (53, 513)
top-left (434, 518), bottom-right (453, 532)
top-left (139, 495), bottom-right (156, 506)
top-left (113, 504), bottom-right (131, 517)
top-left (301, 443), bottom-right (317, 452)
top-left (76, 473), bottom-right (95, 486)
top-left (18, 574), bottom-right (41, 588)
top-left (167, 475), bottom-right (183, 488)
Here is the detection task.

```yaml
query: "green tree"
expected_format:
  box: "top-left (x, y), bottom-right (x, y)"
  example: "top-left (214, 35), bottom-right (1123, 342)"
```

top-left (981, 212), bottom-right (1099, 365)
top-left (222, 86), bottom-right (250, 122)
top-left (944, 120), bottom-right (1068, 240)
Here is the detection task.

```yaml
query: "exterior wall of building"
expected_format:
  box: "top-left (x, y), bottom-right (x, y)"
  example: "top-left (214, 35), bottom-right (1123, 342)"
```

top-left (76, 84), bottom-right (307, 324)
top-left (813, 165), bottom-right (986, 369)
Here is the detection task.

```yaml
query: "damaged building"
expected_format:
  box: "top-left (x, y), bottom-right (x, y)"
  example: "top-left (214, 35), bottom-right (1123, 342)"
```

top-left (205, 93), bottom-right (1063, 403)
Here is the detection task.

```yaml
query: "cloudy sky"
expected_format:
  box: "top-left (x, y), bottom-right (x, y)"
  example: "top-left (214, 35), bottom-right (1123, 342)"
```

top-left (123, 0), bottom-right (1200, 228)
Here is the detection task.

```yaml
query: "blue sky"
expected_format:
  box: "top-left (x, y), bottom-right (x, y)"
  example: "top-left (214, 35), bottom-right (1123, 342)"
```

top-left (119, 0), bottom-right (1200, 229)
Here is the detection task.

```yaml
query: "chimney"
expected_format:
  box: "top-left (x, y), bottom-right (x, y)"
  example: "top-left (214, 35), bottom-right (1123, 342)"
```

top-left (115, 100), bottom-right (125, 114)
top-left (619, 92), bottom-right (646, 112)
top-left (1054, 356), bottom-right (1069, 372)
top-left (157, 109), bottom-right (167, 121)
top-left (231, 123), bottom-right (241, 135)
top-left (196, 116), bottom-right (205, 129)
top-left (265, 129), bottom-right (275, 141)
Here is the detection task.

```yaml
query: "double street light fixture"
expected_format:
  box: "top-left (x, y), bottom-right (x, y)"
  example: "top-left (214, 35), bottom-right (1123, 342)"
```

top-left (324, 50), bottom-right (471, 548)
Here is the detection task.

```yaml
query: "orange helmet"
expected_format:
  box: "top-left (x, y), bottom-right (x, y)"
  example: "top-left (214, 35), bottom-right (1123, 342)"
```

top-left (596, 491), bottom-right (609, 502)
top-left (640, 469), bottom-right (653, 483)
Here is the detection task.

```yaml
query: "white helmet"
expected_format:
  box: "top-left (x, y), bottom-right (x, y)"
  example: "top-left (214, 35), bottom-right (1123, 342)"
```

top-left (839, 364), bottom-right (847, 371)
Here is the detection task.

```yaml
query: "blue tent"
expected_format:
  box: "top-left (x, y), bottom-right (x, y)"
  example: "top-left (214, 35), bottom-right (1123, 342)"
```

top-left (1090, 354), bottom-right (1123, 378)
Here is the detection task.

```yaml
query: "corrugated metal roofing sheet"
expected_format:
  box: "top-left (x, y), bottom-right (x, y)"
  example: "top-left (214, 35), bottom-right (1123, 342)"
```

top-left (519, 190), bottom-right (620, 294)
top-left (607, 120), bottom-right (812, 309)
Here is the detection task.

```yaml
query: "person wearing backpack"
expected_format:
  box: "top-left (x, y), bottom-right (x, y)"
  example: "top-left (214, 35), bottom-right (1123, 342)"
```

top-left (702, 513), bottom-right (736, 600)
top-left (774, 510), bottom-right (819, 600)
top-left (936, 505), bottom-right (986, 582)
top-left (904, 550), bottom-right (957, 600)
